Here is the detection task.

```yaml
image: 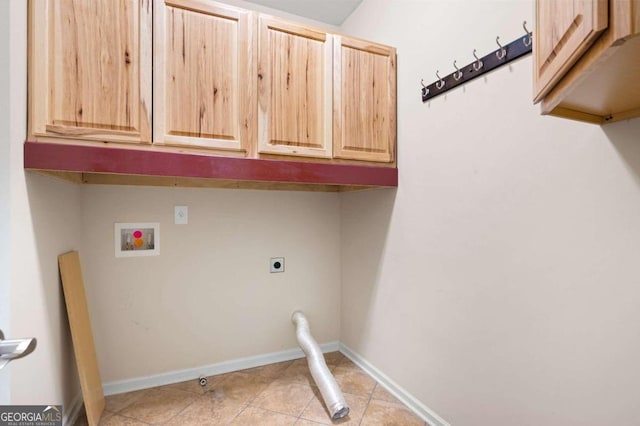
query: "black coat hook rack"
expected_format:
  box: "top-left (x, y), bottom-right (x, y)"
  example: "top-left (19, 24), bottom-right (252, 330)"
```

top-left (421, 22), bottom-right (532, 102)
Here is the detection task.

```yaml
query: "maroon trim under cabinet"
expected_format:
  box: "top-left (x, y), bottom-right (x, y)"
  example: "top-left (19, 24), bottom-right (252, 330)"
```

top-left (23, 141), bottom-right (398, 188)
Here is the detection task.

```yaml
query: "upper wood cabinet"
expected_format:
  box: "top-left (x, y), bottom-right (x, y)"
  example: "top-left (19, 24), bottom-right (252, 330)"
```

top-left (333, 36), bottom-right (396, 163)
top-left (534, 0), bottom-right (640, 124)
top-left (533, 0), bottom-right (608, 102)
top-left (28, 0), bottom-right (398, 183)
top-left (29, 0), bottom-right (152, 144)
top-left (153, 0), bottom-right (256, 154)
top-left (257, 17), bottom-right (333, 159)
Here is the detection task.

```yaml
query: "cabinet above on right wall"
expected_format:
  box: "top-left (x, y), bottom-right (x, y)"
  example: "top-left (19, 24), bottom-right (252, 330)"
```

top-left (533, 0), bottom-right (640, 124)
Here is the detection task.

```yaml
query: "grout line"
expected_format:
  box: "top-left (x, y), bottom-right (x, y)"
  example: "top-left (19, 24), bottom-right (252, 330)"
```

top-left (357, 382), bottom-right (376, 426)
top-left (297, 390), bottom-right (319, 423)
top-left (245, 372), bottom-right (316, 419)
top-left (244, 375), bottom-right (274, 406)
top-left (158, 392), bottom-right (201, 425)
top-left (242, 403), bottom-right (301, 421)
top-left (226, 401), bottom-right (251, 424)
top-left (107, 391), bottom-right (149, 416)
top-left (298, 418), bottom-right (329, 426)
top-left (110, 411), bottom-right (152, 425)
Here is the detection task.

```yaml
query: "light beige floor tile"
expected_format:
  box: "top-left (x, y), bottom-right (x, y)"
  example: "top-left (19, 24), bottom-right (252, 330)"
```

top-left (278, 359), bottom-right (315, 385)
top-left (252, 380), bottom-right (316, 417)
top-left (208, 371), bottom-right (272, 403)
top-left (242, 360), bottom-right (294, 379)
top-left (300, 391), bottom-right (369, 425)
top-left (294, 419), bottom-right (329, 426)
top-left (337, 357), bottom-right (357, 368)
top-left (164, 396), bottom-right (246, 425)
top-left (361, 399), bottom-right (424, 426)
top-left (371, 383), bottom-right (400, 403)
top-left (229, 406), bottom-right (297, 426)
top-left (96, 411), bottom-right (113, 425)
top-left (332, 364), bottom-right (376, 397)
top-left (332, 361), bottom-right (361, 373)
top-left (323, 352), bottom-right (346, 368)
top-left (98, 414), bottom-right (149, 426)
top-left (105, 389), bottom-right (151, 413)
top-left (118, 387), bottom-right (197, 424)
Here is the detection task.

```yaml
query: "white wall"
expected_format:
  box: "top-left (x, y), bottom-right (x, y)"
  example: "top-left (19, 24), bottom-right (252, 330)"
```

top-left (5, 1), bottom-right (83, 410)
top-left (80, 186), bottom-right (341, 383)
top-left (340, 1), bottom-right (640, 425)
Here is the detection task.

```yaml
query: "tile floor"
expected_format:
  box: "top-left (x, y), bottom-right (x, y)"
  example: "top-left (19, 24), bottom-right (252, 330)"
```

top-left (74, 352), bottom-right (428, 425)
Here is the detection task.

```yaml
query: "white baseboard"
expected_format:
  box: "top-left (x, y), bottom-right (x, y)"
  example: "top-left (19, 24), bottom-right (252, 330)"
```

top-left (103, 341), bottom-right (340, 396)
top-left (339, 343), bottom-right (450, 426)
top-left (63, 392), bottom-right (83, 426)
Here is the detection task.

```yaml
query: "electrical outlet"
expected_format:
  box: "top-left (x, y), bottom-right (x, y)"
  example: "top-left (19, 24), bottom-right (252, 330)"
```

top-left (174, 206), bottom-right (188, 225)
top-left (270, 257), bottom-right (284, 273)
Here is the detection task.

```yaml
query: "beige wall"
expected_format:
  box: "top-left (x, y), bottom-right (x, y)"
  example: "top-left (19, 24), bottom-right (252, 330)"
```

top-left (5, 1), bottom-right (83, 409)
top-left (80, 186), bottom-right (341, 383)
top-left (340, 1), bottom-right (640, 425)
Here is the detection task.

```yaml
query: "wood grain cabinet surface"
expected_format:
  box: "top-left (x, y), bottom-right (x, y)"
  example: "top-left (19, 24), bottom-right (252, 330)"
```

top-left (29, 0), bottom-right (152, 144)
top-left (153, 0), bottom-right (256, 154)
top-left (333, 36), bottom-right (396, 164)
top-left (533, 0), bottom-right (608, 102)
top-left (26, 0), bottom-right (399, 189)
top-left (257, 16), bottom-right (333, 159)
top-left (534, 0), bottom-right (640, 124)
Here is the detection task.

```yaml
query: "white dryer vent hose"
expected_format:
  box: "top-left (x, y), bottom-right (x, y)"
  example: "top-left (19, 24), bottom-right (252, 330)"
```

top-left (291, 311), bottom-right (350, 420)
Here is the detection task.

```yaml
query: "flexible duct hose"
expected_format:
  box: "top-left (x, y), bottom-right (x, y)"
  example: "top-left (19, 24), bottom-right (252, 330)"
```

top-left (291, 311), bottom-right (349, 420)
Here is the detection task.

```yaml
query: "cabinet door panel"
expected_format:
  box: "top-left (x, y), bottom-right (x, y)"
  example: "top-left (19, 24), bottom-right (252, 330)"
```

top-left (534, 0), bottom-right (608, 102)
top-left (154, 0), bottom-right (255, 153)
top-left (333, 36), bottom-right (396, 163)
top-left (258, 17), bottom-right (332, 158)
top-left (29, 0), bottom-right (152, 144)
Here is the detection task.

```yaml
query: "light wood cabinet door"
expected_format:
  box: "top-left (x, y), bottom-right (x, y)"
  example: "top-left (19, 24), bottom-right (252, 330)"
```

top-left (257, 17), bottom-right (333, 158)
top-left (29, 0), bottom-right (152, 144)
top-left (154, 0), bottom-right (256, 153)
top-left (533, 0), bottom-right (608, 102)
top-left (333, 36), bottom-right (396, 164)
top-left (539, 1), bottom-right (640, 124)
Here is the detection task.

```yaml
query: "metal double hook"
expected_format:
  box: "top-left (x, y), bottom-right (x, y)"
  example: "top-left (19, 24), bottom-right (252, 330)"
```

top-left (453, 60), bottom-right (463, 81)
top-left (436, 71), bottom-right (445, 89)
top-left (496, 36), bottom-right (506, 60)
top-left (472, 49), bottom-right (483, 71)
top-left (522, 21), bottom-right (532, 47)
top-left (421, 79), bottom-right (429, 96)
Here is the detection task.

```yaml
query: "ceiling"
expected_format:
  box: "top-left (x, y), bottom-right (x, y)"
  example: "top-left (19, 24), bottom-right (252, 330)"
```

top-left (244, 0), bottom-right (363, 25)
